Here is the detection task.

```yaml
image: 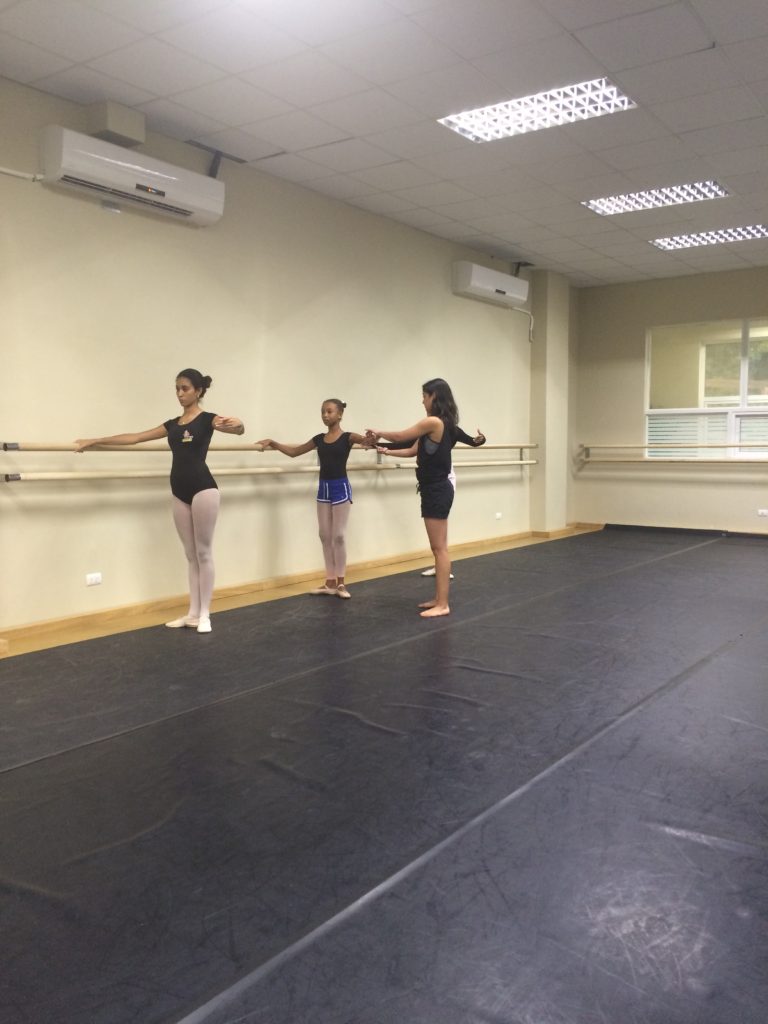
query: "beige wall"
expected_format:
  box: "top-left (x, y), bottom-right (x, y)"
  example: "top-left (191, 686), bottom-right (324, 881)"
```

top-left (573, 267), bottom-right (768, 532)
top-left (0, 78), bottom-right (533, 630)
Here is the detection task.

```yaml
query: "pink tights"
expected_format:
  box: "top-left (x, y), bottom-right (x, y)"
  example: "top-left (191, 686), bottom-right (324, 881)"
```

top-left (316, 500), bottom-right (351, 581)
top-left (172, 489), bottom-right (220, 620)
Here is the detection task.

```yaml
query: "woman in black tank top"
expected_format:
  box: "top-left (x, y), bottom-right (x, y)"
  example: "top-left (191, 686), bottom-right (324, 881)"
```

top-left (366, 378), bottom-right (461, 619)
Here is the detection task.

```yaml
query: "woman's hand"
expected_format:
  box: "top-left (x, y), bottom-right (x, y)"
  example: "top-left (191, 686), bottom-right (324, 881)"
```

top-left (256, 438), bottom-right (275, 449)
top-left (73, 439), bottom-right (96, 453)
top-left (474, 428), bottom-right (486, 446)
top-left (213, 415), bottom-right (244, 434)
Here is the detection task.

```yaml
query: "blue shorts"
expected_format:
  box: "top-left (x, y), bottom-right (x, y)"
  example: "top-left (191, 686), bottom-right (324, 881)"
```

top-left (317, 477), bottom-right (352, 504)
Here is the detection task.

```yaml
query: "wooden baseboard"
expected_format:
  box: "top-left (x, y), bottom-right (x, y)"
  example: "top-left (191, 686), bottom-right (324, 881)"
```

top-left (0, 526), bottom-right (601, 656)
top-left (531, 523), bottom-right (603, 539)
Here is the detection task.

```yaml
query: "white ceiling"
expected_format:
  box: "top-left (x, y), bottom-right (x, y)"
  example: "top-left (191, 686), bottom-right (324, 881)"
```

top-left (4, 0), bottom-right (768, 286)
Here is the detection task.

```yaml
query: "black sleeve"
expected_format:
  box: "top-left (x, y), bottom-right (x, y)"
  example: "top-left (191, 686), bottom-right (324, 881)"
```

top-left (454, 427), bottom-right (485, 447)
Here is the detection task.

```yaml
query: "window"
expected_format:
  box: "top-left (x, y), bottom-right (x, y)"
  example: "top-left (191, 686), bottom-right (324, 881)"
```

top-left (647, 318), bottom-right (768, 457)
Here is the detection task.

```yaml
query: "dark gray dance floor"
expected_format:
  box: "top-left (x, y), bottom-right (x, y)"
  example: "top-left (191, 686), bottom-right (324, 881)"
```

top-left (1, 527), bottom-right (767, 1024)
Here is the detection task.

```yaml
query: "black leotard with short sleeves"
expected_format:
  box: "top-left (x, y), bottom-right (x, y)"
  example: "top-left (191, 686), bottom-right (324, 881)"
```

top-left (163, 411), bottom-right (217, 505)
top-left (312, 432), bottom-right (352, 478)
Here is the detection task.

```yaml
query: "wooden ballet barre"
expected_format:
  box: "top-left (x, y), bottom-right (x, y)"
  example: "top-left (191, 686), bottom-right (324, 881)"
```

top-left (3, 440), bottom-right (537, 453)
top-left (2, 459), bottom-right (536, 483)
top-left (580, 442), bottom-right (768, 465)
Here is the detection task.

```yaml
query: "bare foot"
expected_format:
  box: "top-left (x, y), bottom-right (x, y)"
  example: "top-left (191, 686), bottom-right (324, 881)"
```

top-left (418, 599), bottom-right (437, 609)
top-left (419, 604), bottom-right (450, 618)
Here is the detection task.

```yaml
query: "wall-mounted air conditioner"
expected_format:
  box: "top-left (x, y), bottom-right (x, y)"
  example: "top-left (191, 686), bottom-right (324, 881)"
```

top-left (452, 261), bottom-right (529, 309)
top-left (40, 125), bottom-right (225, 226)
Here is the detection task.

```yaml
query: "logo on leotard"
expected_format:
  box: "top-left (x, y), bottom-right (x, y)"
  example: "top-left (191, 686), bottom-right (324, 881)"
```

top-left (182, 430), bottom-right (192, 443)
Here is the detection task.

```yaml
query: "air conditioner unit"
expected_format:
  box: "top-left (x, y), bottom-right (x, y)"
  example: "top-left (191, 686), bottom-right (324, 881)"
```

top-left (452, 261), bottom-right (529, 309)
top-left (40, 125), bottom-right (225, 226)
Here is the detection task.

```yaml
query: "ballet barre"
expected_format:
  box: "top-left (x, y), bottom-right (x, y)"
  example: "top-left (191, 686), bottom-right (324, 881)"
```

top-left (2, 441), bottom-right (537, 453)
top-left (2, 460), bottom-right (535, 483)
top-left (1, 441), bottom-right (537, 483)
top-left (580, 442), bottom-right (768, 464)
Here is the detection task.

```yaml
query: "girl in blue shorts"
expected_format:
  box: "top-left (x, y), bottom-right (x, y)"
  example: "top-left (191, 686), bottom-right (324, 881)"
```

top-left (257, 399), bottom-right (366, 599)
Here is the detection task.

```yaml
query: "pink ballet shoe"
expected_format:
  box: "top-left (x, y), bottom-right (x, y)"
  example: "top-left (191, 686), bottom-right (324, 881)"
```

top-left (165, 616), bottom-right (199, 629)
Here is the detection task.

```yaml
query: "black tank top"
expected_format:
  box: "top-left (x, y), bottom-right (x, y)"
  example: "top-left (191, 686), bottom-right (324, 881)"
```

top-left (416, 420), bottom-right (454, 485)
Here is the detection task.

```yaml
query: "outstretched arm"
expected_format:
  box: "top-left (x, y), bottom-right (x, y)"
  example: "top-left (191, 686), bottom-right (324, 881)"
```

top-left (455, 426), bottom-right (486, 447)
top-left (378, 443), bottom-right (418, 458)
top-left (213, 415), bottom-right (245, 435)
top-left (366, 416), bottom-right (442, 445)
top-left (256, 438), bottom-right (315, 458)
top-left (74, 425), bottom-right (167, 452)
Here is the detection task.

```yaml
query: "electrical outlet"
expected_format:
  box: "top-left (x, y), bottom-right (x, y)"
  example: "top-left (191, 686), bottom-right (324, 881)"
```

top-left (758, 509), bottom-right (768, 517)
top-left (495, 511), bottom-right (502, 519)
top-left (86, 572), bottom-right (102, 586)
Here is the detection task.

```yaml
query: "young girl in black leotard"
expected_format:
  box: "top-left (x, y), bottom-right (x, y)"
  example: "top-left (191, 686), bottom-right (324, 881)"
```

top-left (257, 399), bottom-right (367, 599)
top-left (366, 378), bottom-right (463, 619)
top-left (75, 369), bottom-right (244, 634)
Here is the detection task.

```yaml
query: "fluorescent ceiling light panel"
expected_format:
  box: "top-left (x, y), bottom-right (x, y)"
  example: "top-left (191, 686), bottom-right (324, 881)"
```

top-left (437, 78), bottom-right (636, 143)
top-left (651, 225), bottom-right (768, 250)
top-left (584, 181), bottom-right (728, 216)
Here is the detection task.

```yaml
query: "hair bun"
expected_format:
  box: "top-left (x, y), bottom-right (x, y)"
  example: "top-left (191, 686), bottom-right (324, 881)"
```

top-left (202, 375), bottom-right (212, 388)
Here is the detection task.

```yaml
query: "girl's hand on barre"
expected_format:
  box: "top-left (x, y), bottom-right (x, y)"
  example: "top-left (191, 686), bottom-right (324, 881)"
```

top-left (74, 439), bottom-right (96, 452)
top-left (364, 429), bottom-right (380, 445)
top-left (256, 438), bottom-right (275, 449)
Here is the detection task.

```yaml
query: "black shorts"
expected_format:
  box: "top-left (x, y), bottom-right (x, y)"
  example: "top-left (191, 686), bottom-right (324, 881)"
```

top-left (419, 478), bottom-right (454, 520)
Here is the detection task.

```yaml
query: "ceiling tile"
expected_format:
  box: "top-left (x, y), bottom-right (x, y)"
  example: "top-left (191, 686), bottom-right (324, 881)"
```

top-left (243, 111), bottom-right (348, 152)
top-left (172, 77), bottom-right (293, 126)
top-left (522, 152), bottom-right (615, 186)
top-left (706, 146), bottom-right (768, 176)
top-left (88, 37), bottom-right (224, 93)
top-left (682, 115), bottom-right (768, 155)
top-left (320, 18), bottom-right (458, 85)
top-left (0, 31), bottom-right (71, 82)
top-left (575, 3), bottom-right (713, 71)
top-left (363, 120), bottom-right (468, 160)
top-left (450, 167), bottom-right (542, 197)
top-left (159, 7), bottom-right (306, 74)
top-left (309, 89), bottom-right (422, 134)
top-left (650, 86), bottom-right (764, 133)
top-left (721, 37), bottom-right (768, 84)
top-left (613, 47), bottom-right (740, 106)
top-left (473, 33), bottom-right (607, 98)
top-left (429, 196), bottom-right (511, 220)
top-left (241, 51), bottom-right (371, 107)
top-left (537, 0), bottom-right (672, 33)
top-left (411, 143), bottom-right (515, 178)
top-left (562, 107), bottom-right (668, 151)
top-left (81, 0), bottom-right (230, 34)
top-left (299, 138), bottom-right (399, 172)
top-left (33, 65), bottom-right (156, 106)
top-left (411, 0), bottom-right (562, 61)
top-left (690, 0), bottom-right (768, 44)
top-left (350, 160), bottom-right (440, 191)
top-left (493, 185), bottom-right (572, 211)
top-left (600, 135), bottom-right (701, 170)
top-left (386, 62), bottom-right (506, 119)
top-left (390, 181), bottom-right (479, 205)
top-left (259, 0), bottom-right (398, 48)
top-left (138, 98), bottom-right (229, 141)
top-left (0, 0), bottom-right (141, 62)
top-left (193, 127), bottom-right (283, 162)
top-left (251, 154), bottom-right (341, 183)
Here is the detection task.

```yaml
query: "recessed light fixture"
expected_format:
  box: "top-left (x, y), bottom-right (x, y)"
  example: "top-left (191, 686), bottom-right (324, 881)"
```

top-left (437, 77), bottom-right (636, 143)
top-left (651, 225), bottom-right (768, 250)
top-left (584, 181), bottom-right (728, 216)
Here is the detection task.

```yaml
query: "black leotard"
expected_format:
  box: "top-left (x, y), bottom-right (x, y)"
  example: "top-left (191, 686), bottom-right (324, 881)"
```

top-left (312, 431), bottom-right (353, 478)
top-left (163, 411), bottom-right (217, 505)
